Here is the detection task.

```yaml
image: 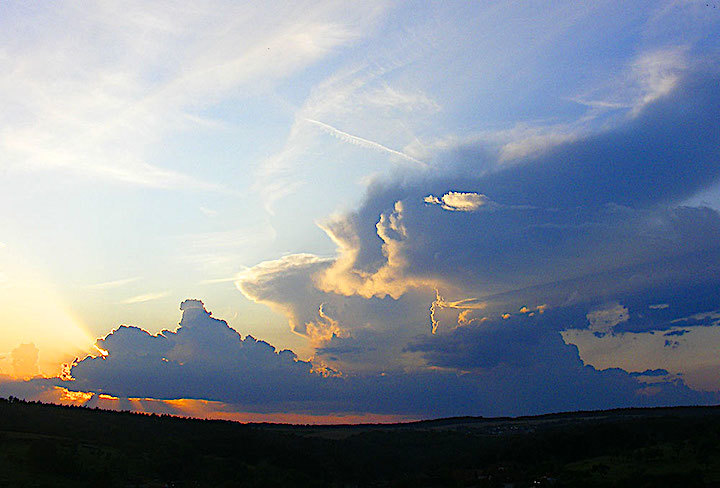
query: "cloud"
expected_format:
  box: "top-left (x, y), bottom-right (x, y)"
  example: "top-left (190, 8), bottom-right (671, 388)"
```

top-left (0, 2), bottom-right (386, 189)
top-left (586, 303), bottom-right (630, 333)
top-left (565, 47), bottom-right (689, 119)
top-left (67, 300), bottom-right (329, 410)
top-left (199, 206), bottom-right (218, 218)
top-left (253, 53), bottom-right (440, 211)
top-left (85, 277), bottom-right (141, 290)
top-left (408, 312), bottom-right (579, 370)
top-left (631, 47), bottom-right (688, 111)
top-left (0, 376), bottom-right (62, 402)
top-left (459, 72), bottom-right (720, 210)
top-left (304, 118), bottom-right (428, 168)
top-left (174, 224), bottom-right (277, 273)
top-left (237, 254), bottom-right (334, 337)
top-left (630, 369), bottom-right (670, 378)
top-left (559, 281), bottom-right (720, 391)
top-left (429, 290), bottom-right (488, 333)
top-left (423, 191), bottom-right (492, 212)
top-left (121, 291), bottom-right (170, 304)
top-left (235, 63), bottom-right (720, 411)
top-left (563, 323), bottom-right (720, 391)
top-left (60, 300), bottom-right (716, 417)
top-left (664, 329), bottom-right (689, 337)
top-left (2, 5), bottom-right (719, 419)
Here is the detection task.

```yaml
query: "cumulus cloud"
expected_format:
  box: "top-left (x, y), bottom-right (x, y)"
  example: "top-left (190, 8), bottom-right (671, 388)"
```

top-left (67, 300), bottom-right (327, 411)
top-left (57, 300), bottom-right (717, 417)
top-left (237, 254), bottom-right (335, 338)
top-left (564, 323), bottom-right (720, 392)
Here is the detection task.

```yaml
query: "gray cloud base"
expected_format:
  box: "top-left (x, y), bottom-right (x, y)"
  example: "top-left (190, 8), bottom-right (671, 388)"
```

top-left (58, 299), bottom-right (716, 417)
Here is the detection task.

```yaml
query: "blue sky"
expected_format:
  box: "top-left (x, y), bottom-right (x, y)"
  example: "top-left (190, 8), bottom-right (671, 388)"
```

top-left (1, 1), bottom-right (720, 421)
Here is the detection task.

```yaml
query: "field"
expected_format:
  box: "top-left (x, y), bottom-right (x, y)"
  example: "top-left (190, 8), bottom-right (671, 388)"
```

top-left (1, 397), bottom-right (720, 487)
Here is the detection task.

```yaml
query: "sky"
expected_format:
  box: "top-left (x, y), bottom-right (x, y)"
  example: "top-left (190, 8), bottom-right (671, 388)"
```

top-left (2, 1), bottom-right (720, 422)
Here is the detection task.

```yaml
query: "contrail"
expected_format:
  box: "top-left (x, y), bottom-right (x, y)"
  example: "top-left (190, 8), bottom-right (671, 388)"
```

top-left (305, 118), bottom-right (427, 168)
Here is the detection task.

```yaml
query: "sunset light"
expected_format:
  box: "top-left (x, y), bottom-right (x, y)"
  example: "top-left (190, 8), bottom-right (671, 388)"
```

top-left (2, 2), bottom-right (720, 485)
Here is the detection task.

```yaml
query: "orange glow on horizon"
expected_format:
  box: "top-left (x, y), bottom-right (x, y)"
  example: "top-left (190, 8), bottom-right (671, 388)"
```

top-left (45, 387), bottom-right (415, 425)
top-left (0, 245), bottom-right (96, 378)
top-left (58, 388), bottom-right (94, 403)
top-left (207, 410), bottom-right (416, 425)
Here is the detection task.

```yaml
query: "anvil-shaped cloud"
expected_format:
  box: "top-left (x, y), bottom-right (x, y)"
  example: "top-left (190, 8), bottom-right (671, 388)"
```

top-left (237, 65), bottom-right (720, 400)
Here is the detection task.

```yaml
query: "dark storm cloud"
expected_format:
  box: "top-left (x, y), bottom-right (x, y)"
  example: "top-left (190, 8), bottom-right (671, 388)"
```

top-left (61, 300), bottom-right (716, 417)
top-left (587, 279), bottom-right (720, 335)
top-left (405, 313), bottom-right (583, 370)
top-left (236, 66), bottom-right (720, 396)
top-left (67, 300), bottom-right (327, 409)
top-left (630, 369), bottom-right (671, 378)
top-left (474, 71), bottom-right (720, 209)
top-left (329, 68), bottom-right (720, 283)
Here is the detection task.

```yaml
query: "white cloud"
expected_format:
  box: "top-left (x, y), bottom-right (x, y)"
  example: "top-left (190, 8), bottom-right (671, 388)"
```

top-left (424, 191), bottom-right (491, 212)
top-left (254, 55), bottom-right (438, 211)
top-left (121, 291), bottom-right (170, 304)
top-left (305, 118), bottom-right (427, 167)
top-left (499, 131), bottom-right (581, 162)
top-left (0, 2), bottom-right (387, 189)
top-left (199, 206), bottom-right (218, 218)
top-left (85, 277), bottom-right (141, 290)
top-left (586, 303), bottom-right (629, 333)
top-left (631, 46), bottom-right (688, 111)
top-left (566, 46), bottom-right (690, 120)
top-left (315, 201), bottom-right (436, 300)
top-left (174, 224), bottom-right (277, 273)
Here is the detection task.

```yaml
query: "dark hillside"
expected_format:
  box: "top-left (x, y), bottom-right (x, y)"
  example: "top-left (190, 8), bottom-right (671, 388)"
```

top-left (2, 397), bottom-right (720, 487)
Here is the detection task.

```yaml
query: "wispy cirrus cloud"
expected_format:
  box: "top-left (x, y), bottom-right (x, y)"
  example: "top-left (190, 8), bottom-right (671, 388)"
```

top-left (85, 277), bottom-right (141, 290)
top-left (304, 118), bottom-right (427, 168)
top-left (174, 224), bottom-right (277, 275)
top-left (253, 58), bottom-right (438, 212)
top-left (121, 291), bottom-right (170, 305)
top-left (0, 1), bottom-right (387, 189)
